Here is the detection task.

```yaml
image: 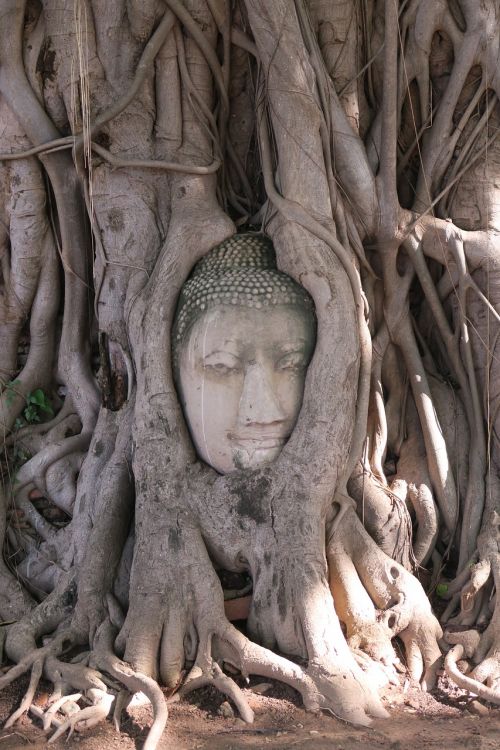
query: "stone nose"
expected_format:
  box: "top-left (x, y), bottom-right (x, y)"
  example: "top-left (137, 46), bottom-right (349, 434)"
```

top-left (238, 363), bottom-right (286, 426)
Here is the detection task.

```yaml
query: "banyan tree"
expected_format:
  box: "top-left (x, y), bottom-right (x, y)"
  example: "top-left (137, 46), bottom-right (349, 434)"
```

top-left (0, 1), bottom-right (499, 747)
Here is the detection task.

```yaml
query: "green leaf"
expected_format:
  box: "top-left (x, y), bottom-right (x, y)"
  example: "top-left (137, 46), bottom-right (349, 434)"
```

top-left (436, 583), bottom-right (448, 598)
top-left (23, 404), bottom-right (40, 424)
top-left (29, 388), bottom-right (45, 406)
top-left (27, 388), bottom-right (53, 415)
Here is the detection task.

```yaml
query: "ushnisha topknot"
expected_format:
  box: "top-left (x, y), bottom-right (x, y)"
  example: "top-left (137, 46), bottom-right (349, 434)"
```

top-left (172, 232), bottom-right (315, 357)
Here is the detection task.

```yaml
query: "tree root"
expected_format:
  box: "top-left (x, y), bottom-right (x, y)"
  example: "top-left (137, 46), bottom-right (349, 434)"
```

top-left (0, 485), bottom-right (35, 620)
top-left (347, 462), bottom-right (413, 567)
top-left (175, 661), bottom-right (254, 724)
top-left (3, 657), bottom-right (42, 728)
top-left (445, 644), bottom-right (500, 706)
top-left (47, 689), bottom-right (114, 743)
top-left (0, 630), bottom-right (70, 692)
top-left (42, 692), bottom-right (82, 731)
top-left (92, 619), bottom-right (168, 750)
top-left (329, 509), bottom-right (442, 690)
top-left (2, 613), bottom-right (166, 748)
top-left (113, 689), bottom-right (133, 732)
top-left (214, 620), bottom-right (388, 726)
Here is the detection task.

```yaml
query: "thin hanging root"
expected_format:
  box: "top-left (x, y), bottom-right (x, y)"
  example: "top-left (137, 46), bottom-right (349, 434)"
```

top-left (445, 645), bottom-right (500, 706)
top-left (4, 657), bottom-right (43, 728)
top-left (176, 662), bottom-right (254, 723)
top-left (43, 693), bottom-right (82, 732)
top-left (441, 592), bottom-right (461, 623)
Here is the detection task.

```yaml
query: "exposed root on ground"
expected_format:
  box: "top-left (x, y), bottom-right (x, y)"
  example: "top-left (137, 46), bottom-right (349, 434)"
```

top-left (328, 509), bottom-right (442, 690)
top-left (445, 643), bottom-right (500, 706)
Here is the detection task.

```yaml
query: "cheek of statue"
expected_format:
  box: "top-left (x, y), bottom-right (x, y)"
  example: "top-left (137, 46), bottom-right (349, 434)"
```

top-left (177, 306), bottom-right (314, 474)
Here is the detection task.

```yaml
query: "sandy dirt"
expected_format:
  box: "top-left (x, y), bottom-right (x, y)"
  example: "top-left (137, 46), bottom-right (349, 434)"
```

top-left (1, 671), bottom-right (499, 750)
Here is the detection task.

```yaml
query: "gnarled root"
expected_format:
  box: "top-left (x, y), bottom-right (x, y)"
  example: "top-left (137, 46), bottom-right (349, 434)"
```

top-left (443, 583), bottom-right (500, 703)
top-left (175, 661), bottom-right (254, 724)
top-left (182, 614), bottom-right (387, 727)
top-left (441, 482), bottom-right (500, 703)
top-left (348, 462), bottom-right (413, 567)
top-left (92, 618), bottom-right (168, 750)
top-left (42, 692), bottom-right (82, 731)
top-left (3, 656), bottom-right (43, 728)
top-left (121, 514), bottom-right (389, 732)
top-left (328, 508), bottom-right (442, 690)
top-left (445, 643), bottom-right (500, 706)
top-left (47, 689), bottom-right (114, 743)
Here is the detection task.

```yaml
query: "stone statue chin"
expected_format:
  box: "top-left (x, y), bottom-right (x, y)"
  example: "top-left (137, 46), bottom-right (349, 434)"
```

top-left (172, 233), bottom-right (316, 474)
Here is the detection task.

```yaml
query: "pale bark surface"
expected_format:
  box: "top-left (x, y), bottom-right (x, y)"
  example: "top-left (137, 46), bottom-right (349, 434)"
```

top-left (0, 1), bottom-right (499, 747)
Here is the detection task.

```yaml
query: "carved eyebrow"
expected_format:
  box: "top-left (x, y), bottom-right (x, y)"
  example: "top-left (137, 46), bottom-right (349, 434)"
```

top-left (202, 349), bottom-right (242, 360)
top-left (276, 339), bottom-right (308, 351)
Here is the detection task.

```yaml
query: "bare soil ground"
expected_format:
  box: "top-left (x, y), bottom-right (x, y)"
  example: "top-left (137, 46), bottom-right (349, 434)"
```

top-left (1, 672), bottom-right (499, 750)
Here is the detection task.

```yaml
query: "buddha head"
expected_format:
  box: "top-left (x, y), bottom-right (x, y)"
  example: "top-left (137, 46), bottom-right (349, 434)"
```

top-left (172, 233), bottom-right (316, 474)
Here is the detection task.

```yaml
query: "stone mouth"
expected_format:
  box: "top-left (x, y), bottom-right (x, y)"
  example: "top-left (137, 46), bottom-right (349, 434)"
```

top-left (232, 438), bottom-right (286, 451)
top-left (229, 435), bottom-right (287, 450)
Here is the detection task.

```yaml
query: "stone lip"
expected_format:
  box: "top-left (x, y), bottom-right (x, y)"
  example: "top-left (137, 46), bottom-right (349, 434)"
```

top-left (228, 434), bottom-right (287, 447)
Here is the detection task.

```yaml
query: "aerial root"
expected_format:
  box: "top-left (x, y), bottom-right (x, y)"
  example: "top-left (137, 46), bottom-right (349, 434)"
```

top-left (444, 644), bottom-right (500, 706)
top-left (175, 661), bottom-right (254, 723)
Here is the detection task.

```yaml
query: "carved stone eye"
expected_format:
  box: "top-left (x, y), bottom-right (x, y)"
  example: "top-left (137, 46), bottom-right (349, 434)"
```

top-left (276, 351), bottom-right (306, 371)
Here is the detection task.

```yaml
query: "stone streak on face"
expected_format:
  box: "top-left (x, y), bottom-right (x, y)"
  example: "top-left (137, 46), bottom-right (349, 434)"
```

top-left (177, 304), bottom-right (315, 474)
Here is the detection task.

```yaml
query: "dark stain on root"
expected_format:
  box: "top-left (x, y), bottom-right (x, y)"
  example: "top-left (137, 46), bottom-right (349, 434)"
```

top-left (62, 579), bottom-right (77, 609)
top-left (232, 475), bottom-right (271, 525)
top-left (168, 526), bottom-right (182, 552)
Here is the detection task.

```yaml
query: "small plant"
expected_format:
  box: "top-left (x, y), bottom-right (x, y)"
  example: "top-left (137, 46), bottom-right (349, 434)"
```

top-left (11, 387), bottom-right (54, 430)
top-left (436, 583), bottom-right (449, 599)
top-left (23, 388), bottom-right (54, 424)
top-left (1, 388), bottom-right (53, 483)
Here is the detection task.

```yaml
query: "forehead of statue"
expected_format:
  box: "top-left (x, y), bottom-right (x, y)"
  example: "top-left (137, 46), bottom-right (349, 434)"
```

top-left (182, 304), bottom-right (314, 358)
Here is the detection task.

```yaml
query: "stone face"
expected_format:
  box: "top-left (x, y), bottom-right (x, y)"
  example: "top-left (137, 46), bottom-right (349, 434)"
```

top-left (173, 233), bottom-right (316, 474)
top-left (176, 304), bottom-right (315, 474)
